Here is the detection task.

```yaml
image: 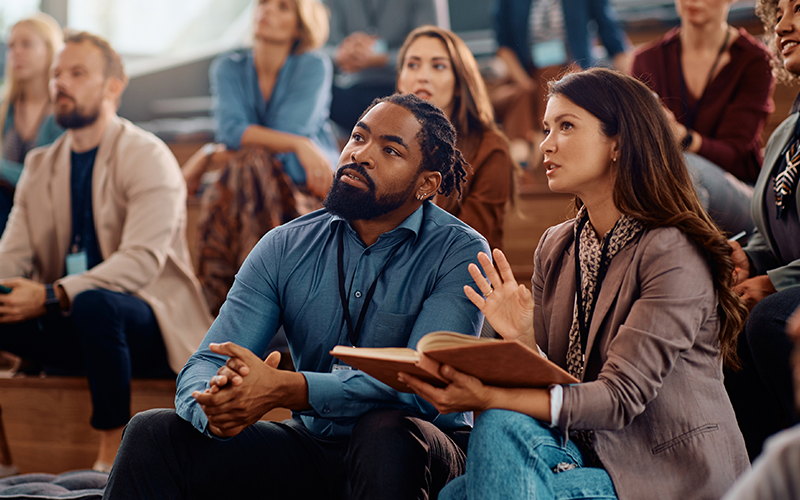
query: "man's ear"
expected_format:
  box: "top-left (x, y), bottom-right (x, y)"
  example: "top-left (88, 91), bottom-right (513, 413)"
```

top-left (417, 170), bottom-right (442, 199)
top-left (104, 76), bottom-right (127, 108)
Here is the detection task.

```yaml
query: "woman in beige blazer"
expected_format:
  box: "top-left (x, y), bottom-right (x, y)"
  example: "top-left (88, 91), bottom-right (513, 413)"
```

top-left (401, 68), bottom-right (750, 499)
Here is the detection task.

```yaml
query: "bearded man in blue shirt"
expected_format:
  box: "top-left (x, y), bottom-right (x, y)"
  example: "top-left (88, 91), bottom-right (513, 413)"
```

top-left (103, 93), bottom-right (490, 500)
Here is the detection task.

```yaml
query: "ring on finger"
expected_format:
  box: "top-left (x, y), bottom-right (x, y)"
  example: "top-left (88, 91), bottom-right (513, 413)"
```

top-left (485, 287), bottom-right (494, 297)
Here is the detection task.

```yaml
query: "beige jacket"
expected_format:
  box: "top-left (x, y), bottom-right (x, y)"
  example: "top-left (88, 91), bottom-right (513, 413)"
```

top-left (533, 221), bottom-right (748, 499)
top-left (0, 115), bottom-right (212, 373)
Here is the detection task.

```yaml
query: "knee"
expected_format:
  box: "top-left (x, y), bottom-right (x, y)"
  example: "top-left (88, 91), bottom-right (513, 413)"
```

top-left (473, 409), bottom-right (529, 440)
top-left (71, 289), bottom-right (117, 325)
top-left (350, 409), bottom-right (425, 454)
top-left (118, 409), bottom-right (182, 459)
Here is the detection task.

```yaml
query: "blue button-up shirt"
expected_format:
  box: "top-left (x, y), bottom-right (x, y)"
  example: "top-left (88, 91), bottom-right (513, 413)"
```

top-left (210, 50), bottom-right (340, 185)
top-left (176, 203), bottom-right (489, 437)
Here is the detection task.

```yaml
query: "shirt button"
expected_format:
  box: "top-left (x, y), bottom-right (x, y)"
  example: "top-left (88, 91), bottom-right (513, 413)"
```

top-left (355, 290), bottom-right (362, 298)
top-left (364, 249), bottom-right (371, 256)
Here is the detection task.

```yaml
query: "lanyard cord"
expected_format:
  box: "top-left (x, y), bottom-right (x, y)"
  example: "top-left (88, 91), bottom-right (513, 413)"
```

top-left (573, 216), bottom-right (615, 354)
top-left (677, 27), bottom-right (731, 132)
top-left (337, 228), bottom-right (411, 346)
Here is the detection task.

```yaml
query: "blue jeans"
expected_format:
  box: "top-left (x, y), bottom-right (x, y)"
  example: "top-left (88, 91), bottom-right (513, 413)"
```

top-left (561, 0), bottom-right (628, 69)
top-left (440, 409), bottom-right (618, 500)
top-left (685, 153), bottom-right (755, 237)
top-left (0, 288), bottom-right (173, 429)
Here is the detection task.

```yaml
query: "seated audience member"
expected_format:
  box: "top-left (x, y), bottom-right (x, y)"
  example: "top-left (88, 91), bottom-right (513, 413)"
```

top-left (562, 0), bottom-right (631, 71)
top-left (397, 26), bottom-right (515, 251)
top-left (630, 0), bottom-right (774, 236)
top-left (489, 0), bottom-right (541, 164)
top-left (102, 94), bottom-right (489, 500)
top-left (723, 306), bottom-right (800, 500)
top-left (401, 69), bottom-right (749, 500)
top-left (723, 0), bottom-right (800, 461)
top-left (323, 0), bottom-right (436, 132)
top-left (191, 0), bottom-right (339, 315)
top-left (0, 14), bottom-right (64, 236)
top-left (0, 32), bottom-right (211, 472)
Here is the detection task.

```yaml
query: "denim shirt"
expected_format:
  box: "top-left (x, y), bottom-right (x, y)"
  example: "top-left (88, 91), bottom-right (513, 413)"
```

top-left (176, 203), bottom-right (489, 437)
top-left (1, 103), bottom-right (64, 186)
top-left (209, 49), bottom-right (340, 185)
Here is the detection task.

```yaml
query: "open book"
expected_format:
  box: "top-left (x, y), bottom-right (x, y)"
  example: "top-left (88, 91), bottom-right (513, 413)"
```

top-left (330, 331), bottom-right (579, 393)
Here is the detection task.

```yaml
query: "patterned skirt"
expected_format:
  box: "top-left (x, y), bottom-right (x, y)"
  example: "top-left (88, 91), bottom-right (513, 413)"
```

top-left (195, 147), bottom-right (322, 315)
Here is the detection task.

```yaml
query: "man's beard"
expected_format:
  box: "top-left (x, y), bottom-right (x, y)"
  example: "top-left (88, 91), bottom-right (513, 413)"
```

top-left (323, 163), bottom-right (416, 222)
top-left (55, 93), bottom-right (101, 129)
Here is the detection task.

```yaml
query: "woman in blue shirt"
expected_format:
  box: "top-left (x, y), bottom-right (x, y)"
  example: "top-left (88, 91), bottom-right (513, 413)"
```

top-left (0, 14), bottom-right (64, 237)
top-left (193, 0), bottom-right (339, 315)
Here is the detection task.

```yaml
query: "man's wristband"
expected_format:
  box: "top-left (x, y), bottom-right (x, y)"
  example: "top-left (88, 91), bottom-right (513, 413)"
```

top-left (44, 284), bottom-right (61, 315)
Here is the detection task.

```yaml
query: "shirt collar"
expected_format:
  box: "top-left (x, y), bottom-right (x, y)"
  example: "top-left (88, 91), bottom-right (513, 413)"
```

top-left (327, 204), bottom-right (425, 245)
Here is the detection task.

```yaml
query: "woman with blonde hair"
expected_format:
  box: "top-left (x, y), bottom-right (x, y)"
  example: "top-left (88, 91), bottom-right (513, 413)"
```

top-left (0, 13), bottom-right (64, 236)
top-left (189, 0), bottom-right (339, 315)
top-left (396, 25), bottom-right (515, 251)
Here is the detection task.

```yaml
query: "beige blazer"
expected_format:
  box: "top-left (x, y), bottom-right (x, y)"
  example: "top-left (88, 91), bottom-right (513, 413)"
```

top-left (0, 115), bottom-right (212, 373)
top-left (533, 221), bottom-right (748, 500)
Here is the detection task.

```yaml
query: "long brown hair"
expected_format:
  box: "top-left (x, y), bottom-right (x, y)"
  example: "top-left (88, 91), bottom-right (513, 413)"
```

top-left (548, 67), bottom-right (747, 368)
top-left (397, 25), bottom-right (500, 160)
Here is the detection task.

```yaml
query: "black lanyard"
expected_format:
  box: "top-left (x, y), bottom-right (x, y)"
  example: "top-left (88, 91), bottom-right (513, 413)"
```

top-left (573, 216), bottom-right (615, 354)
top-left (337, 228), bottom-right (410, 346)
top-left (677, 28), bottom-right (730, 132)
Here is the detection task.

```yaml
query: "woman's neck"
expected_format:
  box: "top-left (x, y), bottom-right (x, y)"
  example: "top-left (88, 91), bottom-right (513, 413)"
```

top-left (252, 38), bottom-right (293, 77)
top-left (584, 197), bottom-right (621, 238)
top-left (17, 77), bottom-right (51, 106)
top-left (680, 21), bottom-right (730, 53)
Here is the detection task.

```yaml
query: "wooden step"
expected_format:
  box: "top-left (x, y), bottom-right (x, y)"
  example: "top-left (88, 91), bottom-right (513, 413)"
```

top-left (0, 376), bottom-right (290, 474)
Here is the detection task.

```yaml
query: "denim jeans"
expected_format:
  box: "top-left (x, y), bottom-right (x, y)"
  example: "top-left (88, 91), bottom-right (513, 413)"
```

top-left (684, 152), bottom-right (755, 237)
top-left (561, 0), bottom-right (627, 69)
top-left (440, 409), bottom-right (618, 500)
top-left (0, 288), bottom-right (172, 428)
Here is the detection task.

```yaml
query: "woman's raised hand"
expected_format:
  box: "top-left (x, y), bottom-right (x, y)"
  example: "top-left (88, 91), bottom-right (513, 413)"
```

top-left (464, 249), bottom-right (534, 345)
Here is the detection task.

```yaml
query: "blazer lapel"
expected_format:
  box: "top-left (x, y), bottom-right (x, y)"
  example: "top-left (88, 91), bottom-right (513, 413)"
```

top-left (584, 235), bottom-right (640, 362)
top-left (49, 135), bottom-right (73, 275)
top-left (91, 117), bottom-right (121, 259)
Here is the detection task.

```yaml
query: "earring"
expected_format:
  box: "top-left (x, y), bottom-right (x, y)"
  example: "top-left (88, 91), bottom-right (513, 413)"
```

top-left (416, 193), bottom-right (426, 201)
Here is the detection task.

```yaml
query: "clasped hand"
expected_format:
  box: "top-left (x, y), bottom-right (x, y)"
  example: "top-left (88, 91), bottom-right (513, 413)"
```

top-left (728, 240), bottom-right (776, 310)
top-left (192, 342), bottom-right (285, 438)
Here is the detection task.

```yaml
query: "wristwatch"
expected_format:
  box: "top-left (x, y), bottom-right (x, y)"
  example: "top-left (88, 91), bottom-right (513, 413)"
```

top-left (44, 284), bottom-right (61, 315)
top-left (681, 130), bottom-right (694, 150)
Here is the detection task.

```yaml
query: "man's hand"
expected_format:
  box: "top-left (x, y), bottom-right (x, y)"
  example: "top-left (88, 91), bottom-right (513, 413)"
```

top-left (729, 240), bottom-right (751, 285)
top-left (733, 275), bottom-right (777, 310)
top-left (192, 342), bottom-right (309, 438)
top-left (0, 278), bottom-right (47, 323)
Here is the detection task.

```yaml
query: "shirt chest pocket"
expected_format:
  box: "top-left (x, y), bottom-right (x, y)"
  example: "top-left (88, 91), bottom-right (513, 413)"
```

top-left (368, 312), bottom-right (416, 347)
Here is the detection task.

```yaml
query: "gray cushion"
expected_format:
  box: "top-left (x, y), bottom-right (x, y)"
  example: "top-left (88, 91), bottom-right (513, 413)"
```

top-left (0, 471), bottom-right (107, 499)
